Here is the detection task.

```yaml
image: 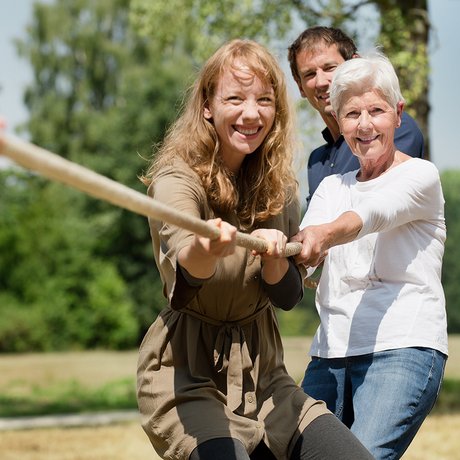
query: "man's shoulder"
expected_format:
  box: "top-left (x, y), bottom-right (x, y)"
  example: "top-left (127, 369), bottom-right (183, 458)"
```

top-left (308, 136), bottom-right (354, 168)
top-left (401, 111), bottom-right (420, 129)
top-left (396, 112), bottom-right (424, 158)
top-left (308, 143), bottom-right (330, 166)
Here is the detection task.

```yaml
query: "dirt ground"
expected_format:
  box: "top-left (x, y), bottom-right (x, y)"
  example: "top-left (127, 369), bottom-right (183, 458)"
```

top-left (1, 413), bottom-right (459, 460)
top-left (1, 336), bottom-right (460, 459)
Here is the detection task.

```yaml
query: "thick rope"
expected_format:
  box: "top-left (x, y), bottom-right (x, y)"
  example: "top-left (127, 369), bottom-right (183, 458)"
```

top-left (0, 134), bottom-right (302, 257)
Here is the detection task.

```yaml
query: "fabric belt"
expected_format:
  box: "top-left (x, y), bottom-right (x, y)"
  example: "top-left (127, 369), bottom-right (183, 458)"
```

top-left (182, 303), bottom-right (269, 412)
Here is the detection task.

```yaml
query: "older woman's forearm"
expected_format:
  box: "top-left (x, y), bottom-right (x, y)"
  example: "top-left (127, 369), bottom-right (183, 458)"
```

top-left (327, 211), bottom-right (363, 247)
top-left (292, 211), bottom-right (363, 266)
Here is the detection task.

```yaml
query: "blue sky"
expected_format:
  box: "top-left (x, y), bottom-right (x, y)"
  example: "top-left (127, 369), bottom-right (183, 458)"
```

top-left (0, 0), bottom-right (459, 172)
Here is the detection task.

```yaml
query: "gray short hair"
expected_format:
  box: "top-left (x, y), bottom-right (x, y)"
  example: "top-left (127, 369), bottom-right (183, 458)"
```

top-left (330, 51), bottom-right (404, 116)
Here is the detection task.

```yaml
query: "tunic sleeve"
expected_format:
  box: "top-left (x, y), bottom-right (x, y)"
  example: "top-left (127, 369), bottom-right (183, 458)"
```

top-left (147, 163), bottom-right (211, 309)
top-left (262, 258), bottom-right (303, 310)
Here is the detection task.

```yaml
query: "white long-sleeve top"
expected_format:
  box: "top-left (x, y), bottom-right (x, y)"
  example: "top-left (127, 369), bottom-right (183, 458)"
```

top-left (301, 158), bottom-right (448, 358)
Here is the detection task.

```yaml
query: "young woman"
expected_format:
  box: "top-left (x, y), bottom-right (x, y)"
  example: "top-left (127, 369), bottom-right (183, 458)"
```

top-left (137, 39), bottom-right (372, 460)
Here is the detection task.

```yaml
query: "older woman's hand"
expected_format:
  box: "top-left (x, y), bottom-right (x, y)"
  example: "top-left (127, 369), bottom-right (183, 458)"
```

top-left (290, 225), bottom-right (329, 268)
top-left (291, 211), bottom-right (363, 267)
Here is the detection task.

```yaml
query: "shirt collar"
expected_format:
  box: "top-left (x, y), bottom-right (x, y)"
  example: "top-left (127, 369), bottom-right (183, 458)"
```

top-left (321, 127), bottom-right (344, 147)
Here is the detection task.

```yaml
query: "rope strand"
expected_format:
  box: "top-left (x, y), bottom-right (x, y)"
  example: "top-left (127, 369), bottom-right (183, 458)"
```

top-left (0, 134), bottom-right (302, 257)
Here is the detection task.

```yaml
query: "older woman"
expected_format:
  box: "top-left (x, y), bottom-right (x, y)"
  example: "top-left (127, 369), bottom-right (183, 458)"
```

top-left (292, 52), bottom-right (448, 460)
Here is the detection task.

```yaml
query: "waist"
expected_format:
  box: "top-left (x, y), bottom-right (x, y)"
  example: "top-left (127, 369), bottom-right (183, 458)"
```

top-left (180, 301), bottom-right (270, 327)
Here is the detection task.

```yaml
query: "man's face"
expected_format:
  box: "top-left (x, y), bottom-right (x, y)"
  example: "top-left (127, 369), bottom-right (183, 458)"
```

top-left (295, 44), bottom-right (346, 117)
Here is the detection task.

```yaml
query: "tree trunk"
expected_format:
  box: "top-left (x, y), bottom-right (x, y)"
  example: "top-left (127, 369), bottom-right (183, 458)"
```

top-left (376, 0), bottom-right (430, 160)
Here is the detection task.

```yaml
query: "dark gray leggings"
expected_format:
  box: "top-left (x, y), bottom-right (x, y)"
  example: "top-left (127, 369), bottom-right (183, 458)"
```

top-left (189, 414), bottom-right (374, 460)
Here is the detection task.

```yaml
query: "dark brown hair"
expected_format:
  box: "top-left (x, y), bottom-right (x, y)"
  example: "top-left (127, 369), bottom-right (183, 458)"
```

top-left (287, 26), bottom-right (358, 85)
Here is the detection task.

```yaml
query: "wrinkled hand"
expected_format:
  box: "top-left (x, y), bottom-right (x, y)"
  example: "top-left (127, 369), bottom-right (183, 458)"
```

top-left (290, 225), bottom-right (329, 267)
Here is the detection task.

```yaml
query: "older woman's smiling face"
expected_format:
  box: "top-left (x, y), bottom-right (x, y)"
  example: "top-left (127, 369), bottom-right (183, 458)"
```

top-left (337, 88), bottom-right (402, 163)
top-left (204, 62), bottom-right (276, 173)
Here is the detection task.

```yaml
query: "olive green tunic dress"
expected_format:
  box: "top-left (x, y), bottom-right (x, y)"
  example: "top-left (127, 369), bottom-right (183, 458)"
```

top-left (137, 160), bottom-right (328, 460)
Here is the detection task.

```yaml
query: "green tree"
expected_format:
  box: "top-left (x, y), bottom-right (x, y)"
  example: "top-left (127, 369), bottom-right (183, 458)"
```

top-left (441, 171), bottom-right (460, 333)
top-left (130, 0), bottom-right (431, 159)
top-left (374, 1), bottom-right (430, 158)
top-left (0, 171), bottom-right (138, 351)
top-left (3, 0), bottom-right (195, 349)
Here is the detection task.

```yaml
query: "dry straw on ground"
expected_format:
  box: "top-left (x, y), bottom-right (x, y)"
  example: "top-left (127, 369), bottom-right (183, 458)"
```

top-left (1, 414), bottom-right (459, 460)
top-left (1, 336), bottom-right (459, 459)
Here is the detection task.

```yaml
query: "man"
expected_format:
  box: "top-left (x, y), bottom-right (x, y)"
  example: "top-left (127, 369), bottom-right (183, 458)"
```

top-left (287, 26), bottom-right (424, 207)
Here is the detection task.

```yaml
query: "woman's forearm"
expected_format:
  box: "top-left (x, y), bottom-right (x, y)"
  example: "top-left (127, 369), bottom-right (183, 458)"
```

top-left (261, 257), bottom-right (290, 285)
top-left (178, 245), bottom-right (218, 280)
top-left (292, 211), bottom-right (363, 266)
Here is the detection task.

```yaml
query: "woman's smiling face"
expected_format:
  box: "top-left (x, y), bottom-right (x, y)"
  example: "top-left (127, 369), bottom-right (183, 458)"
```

top-left (204, 62), bottom-right (276, 173)
top-left (337, 88), bottom-right (402, 163)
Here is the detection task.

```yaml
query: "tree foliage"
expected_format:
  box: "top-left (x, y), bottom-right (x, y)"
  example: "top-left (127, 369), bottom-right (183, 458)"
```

top-left (1, 0), bottom-right (456, 352)
top-left (130, 0), bottom-right (430, 159)
top-left (0, 171), bottom-right (138, 351)
top-left (441, 171), bottom-right (460, 333)
top-left (0, 0), bottom-right (195, 351)
top-left (373, 0), bottom-right (430, 157)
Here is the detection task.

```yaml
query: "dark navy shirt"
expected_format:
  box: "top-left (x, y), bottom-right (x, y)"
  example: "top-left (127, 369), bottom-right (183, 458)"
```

top-left (306, 112), bottom-right (425, 207)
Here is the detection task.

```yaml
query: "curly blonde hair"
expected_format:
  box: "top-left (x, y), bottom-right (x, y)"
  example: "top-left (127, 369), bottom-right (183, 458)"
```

top-left (141, 39), bottom-right (298, 230)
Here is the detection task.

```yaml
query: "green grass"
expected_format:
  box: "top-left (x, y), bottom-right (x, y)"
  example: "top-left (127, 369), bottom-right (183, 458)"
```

top-left (0, 336), bottom-right (459, 418)
top-left (0, 378), bottom-right (137, 417)
top-left (433, 378), bottom-right (460, 414)
top-left (1, 376), bottom-right (459, 419)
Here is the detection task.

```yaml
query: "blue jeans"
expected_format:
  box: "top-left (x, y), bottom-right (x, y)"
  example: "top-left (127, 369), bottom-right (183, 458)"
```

top-left (301, 347), bottom-right (446, 460)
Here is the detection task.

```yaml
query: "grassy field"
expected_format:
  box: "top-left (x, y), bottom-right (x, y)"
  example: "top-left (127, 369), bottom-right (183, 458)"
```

top-left (1, 335), bottom-right (459, 388)
top-left (1, 336), bottom-right (459, 459)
